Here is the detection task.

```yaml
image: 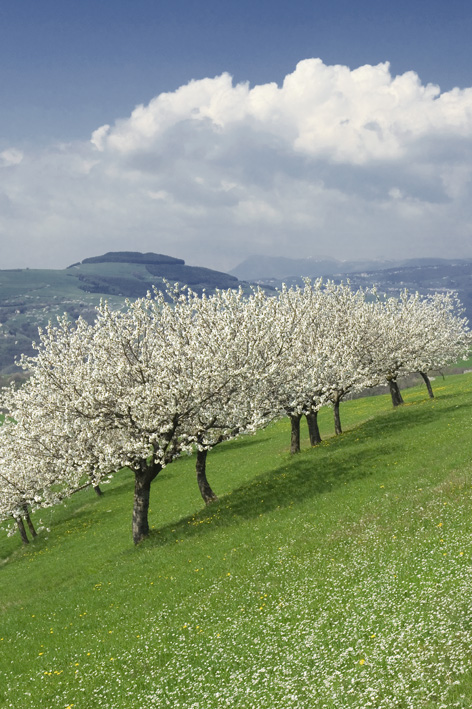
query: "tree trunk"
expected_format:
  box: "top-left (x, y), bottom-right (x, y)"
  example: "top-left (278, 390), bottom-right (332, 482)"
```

top-left (196, 449), bottom-right (218, 504)
top-left (132, 464), bottom-right (161, 545)
top-left (15, 517), bottom-right (29, 545)
top-left (388, 378), bottom-right (404, 407)
top-left (290, 413), bottom-right (302, 454)
top-left (306, 411), bottom-right (322, 445)
top-left (333, 399), bottom-right (342, 435)
top-left (22, 506), bottom-right (37, 538)
top-left (419, 371), bottom-right (434, 399)
top-left (88, 471), bottom-right (103, 496)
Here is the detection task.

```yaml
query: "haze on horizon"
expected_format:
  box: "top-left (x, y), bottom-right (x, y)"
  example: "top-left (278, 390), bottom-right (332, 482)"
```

top-left (1, 0), bottom-right (472, 273)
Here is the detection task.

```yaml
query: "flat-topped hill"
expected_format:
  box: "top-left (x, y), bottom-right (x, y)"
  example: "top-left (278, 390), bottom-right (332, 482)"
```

top-left (77, 251), bottom-right (185, 266)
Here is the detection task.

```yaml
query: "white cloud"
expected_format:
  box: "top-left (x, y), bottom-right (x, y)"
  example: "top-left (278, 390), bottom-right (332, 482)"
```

top-left (91, 59), bottom-right (472, 165)
top-left (90, 124), bottom-right (111, 152)
top-left (1, 58), bottom-right (472, 271)
top-left (0, 148), bottom-right (23, 167)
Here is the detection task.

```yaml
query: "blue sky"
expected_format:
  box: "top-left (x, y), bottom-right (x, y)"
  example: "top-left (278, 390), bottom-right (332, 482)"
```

top-left (2, 0), bottom-right (472, 143)
top-left (1, 0), bottom-right (472, 269)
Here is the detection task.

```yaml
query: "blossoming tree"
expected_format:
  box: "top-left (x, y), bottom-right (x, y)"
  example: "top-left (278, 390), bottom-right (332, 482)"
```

top-left (367, 290), bottom-right (471, 406)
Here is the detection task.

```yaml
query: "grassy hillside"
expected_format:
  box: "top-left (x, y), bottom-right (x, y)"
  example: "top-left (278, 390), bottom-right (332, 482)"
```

top-left (1, 375), bottom-right (472, 708)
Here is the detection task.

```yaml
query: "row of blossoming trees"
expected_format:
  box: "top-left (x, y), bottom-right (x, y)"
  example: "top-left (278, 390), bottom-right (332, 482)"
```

top-left (0, 282), bottom-right (470, 545)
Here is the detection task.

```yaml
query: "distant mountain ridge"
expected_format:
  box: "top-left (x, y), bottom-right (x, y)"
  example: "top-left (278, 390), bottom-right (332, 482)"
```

top-left (230, 255), bottom-right (472, 281)
top-left (231, 255), bottom-right (472, 325)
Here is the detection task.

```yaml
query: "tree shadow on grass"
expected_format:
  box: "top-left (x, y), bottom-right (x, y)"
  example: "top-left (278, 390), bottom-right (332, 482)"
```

top-left (349, 396), bottom-right (472, 437)
top-left (146, 439), bottom-right (395, 550)
top-left (210, 435), bottom-right (268, 454)
top-left (145, 394), bottom-right (471, 550)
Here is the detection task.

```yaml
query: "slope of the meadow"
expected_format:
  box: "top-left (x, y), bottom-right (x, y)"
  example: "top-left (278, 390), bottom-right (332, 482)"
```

top-left (1, 375), bottom-right (472, 708)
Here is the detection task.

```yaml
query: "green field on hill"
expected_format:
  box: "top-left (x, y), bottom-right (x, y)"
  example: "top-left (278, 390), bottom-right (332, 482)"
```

top-left (1, 374), bottom-right (472, 708)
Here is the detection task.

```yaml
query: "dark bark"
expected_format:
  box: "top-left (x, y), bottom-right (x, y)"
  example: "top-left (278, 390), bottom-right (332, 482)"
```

top-left (196, 449), bottom-right (218, 504)
top-left (132, 463), bottom-right (161, 545)
top-left (388, 378), bottom-right (404, 407)
top-left (68, 482), bottom-right (95, 497)
top-left (15, 517), bottom-right (29, 545)
top-left (419, 371), bottom-right (434, 399)
top-left (88, 471), bottom-right (103, 496)
top-left (333, 399), bottom-right (342, 436)
top-left (290, 413), bottom-right (302, 454)
top-left (22, 506), bottom-right (37, 538)
top-left (306, 411), bottom-right (322, 445)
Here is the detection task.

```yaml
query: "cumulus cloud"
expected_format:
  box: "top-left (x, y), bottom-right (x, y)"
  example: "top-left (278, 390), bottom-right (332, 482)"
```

top-left (92, 59), bottom-right (472, 164)
top-left (1, 58), bottom-right (472, 270)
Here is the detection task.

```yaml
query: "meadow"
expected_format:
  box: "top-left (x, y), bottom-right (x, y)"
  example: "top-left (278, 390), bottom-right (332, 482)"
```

top-left (1, 374), bottom-right (472, 708)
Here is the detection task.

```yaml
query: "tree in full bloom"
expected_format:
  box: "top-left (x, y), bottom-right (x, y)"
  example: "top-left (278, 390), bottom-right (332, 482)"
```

top-left (407, 291), bottom-right (471, 398)
top-left (313, 282), bottom-right (381, 435)
top-left (275, 281), bottom-right (380, 448)
top-left (0, 315), bottom-right (112, 541)
top-left (366, 290), bottom-right (471, 406)
top-left (172, 285), bottom-right (302, 501)
top-left (0, 419), bottom-right (39, 544)
top-left (269, 281), bottom-right (330, 454)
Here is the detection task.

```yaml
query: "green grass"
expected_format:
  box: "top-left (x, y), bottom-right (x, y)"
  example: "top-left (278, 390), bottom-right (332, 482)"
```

top-left (1, 375), bottom-right (472, 708)
top-left (457, 353), bottom-right (472, 370)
